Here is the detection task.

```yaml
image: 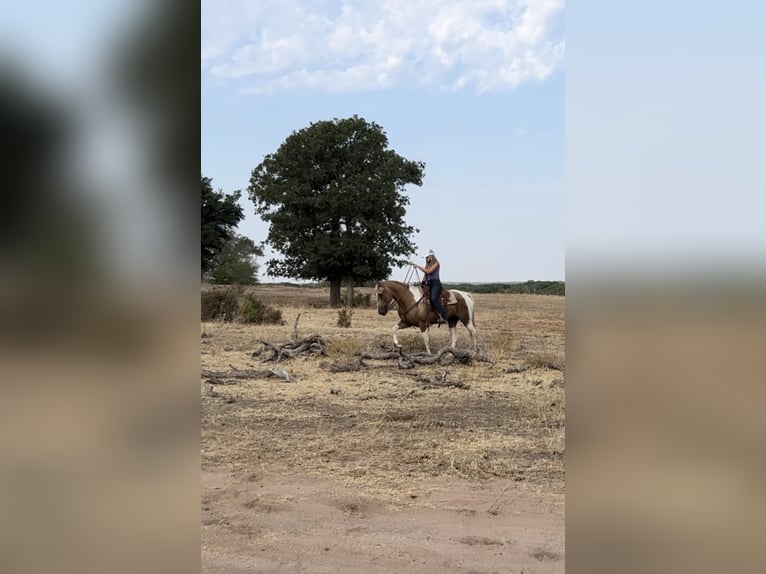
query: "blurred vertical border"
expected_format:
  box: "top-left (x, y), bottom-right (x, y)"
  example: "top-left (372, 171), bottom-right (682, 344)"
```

top-left (566, 1), bottom-right (766, 573)
top-left (0, 1), bottom-right (199, 572)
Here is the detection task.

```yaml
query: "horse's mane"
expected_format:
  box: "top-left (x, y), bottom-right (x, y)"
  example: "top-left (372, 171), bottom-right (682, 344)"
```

top-left (381, 280), bottom-right (418, 290)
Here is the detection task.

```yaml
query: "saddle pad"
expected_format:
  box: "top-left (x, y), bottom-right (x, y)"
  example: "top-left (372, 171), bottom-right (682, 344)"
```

top-left (442, 290), bottom-right (458, 305)
top-left (420, 285), bottom-right (458, 306)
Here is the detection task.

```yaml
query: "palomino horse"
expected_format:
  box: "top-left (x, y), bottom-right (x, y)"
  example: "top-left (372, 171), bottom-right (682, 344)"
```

top-left (375, 280), bottom-right (477, 354)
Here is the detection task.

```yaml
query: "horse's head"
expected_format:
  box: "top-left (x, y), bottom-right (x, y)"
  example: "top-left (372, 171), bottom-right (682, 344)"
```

top-left (375, 281), bottom-right (391, 315)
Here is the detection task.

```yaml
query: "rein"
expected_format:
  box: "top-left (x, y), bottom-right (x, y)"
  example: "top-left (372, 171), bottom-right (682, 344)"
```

top-left (385, 282), bottom-right (424, 317)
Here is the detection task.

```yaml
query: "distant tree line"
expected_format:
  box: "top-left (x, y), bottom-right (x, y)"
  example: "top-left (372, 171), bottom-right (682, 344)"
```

top-left (287, 280), bottom-right (565, 296)
top-left (443, 281), bottom-right (565, 296)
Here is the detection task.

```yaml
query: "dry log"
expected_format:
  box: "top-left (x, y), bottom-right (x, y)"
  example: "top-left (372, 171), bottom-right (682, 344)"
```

top-left (269, 368), bottom-right (291, 382)
top-left (329, 357), bottom-right (364, 372)
top-left (201, 368), bottom-right (276, 380)
top-left (328, 348), bottom-right (416, 371)
top-left (201, 366), bottom-right (294, 383)
top-left (414, 347), bottom-right (491, 365)
top-left (205, 385), bottom-right (236, 403)
top-left (252, 334), bottom-right (328, 362)
top-left (327, 346), bottom-right (489, 371)
top-left (413, 372), bottom-right (471, 390)
top-left (204, 377), bottom-right (238, 386)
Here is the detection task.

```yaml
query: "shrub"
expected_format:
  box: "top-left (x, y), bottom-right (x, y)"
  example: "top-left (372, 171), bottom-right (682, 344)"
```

top-left (337, 307), bottom-right (353, 328)
top-left (353, 292), bottom-right (371, 308)
top-left (240, 293), bottom-right (283, 324)
top-left (201, 287), bottom-right (242, 322)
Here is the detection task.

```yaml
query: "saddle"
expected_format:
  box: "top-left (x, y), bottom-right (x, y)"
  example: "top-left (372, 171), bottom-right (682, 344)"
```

top-left (420, 282), bottom-right (456, 308)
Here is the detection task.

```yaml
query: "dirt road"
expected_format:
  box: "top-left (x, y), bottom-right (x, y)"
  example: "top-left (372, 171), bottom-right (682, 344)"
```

top-left (202, 466), bottom-right (563, 573)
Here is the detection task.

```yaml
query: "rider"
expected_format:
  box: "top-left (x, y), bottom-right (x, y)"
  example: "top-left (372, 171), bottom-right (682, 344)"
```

top-left (410, 250), bottom-right (448, 324)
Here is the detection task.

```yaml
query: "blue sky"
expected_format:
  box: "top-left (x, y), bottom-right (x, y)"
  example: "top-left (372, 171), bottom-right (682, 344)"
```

top-left (566, 0), bottom-right (766, 279)
top-left (202, 0), bottom-right (565, 283)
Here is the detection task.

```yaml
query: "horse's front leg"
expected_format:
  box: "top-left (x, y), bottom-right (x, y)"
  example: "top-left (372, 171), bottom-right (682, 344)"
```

top-left (421, 327), bottom-right (432, 354)
top-left (449, 324), bottom-right (458, 348)
top-left (392, 321), bottom-right (408, 348)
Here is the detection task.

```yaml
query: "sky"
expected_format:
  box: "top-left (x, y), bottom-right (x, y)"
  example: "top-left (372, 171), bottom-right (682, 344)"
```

top-left (202, 0), bottom-right (565, 283)
top-left (566, 1), bottom-right (766, 280)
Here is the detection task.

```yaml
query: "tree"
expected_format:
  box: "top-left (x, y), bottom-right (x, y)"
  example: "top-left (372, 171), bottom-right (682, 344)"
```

top-left (205, 234), bottom-right (263, 285)
top-left (248, 116), bottom-right (425, 306)
top-left (201, 175), bottom-right (244, 277)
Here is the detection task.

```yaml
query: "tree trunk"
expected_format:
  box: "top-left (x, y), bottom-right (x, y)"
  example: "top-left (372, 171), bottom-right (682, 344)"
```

top-left (345, 279), bottom-right (355, 307)
top-left (329, 279), bottom-right (342, 307)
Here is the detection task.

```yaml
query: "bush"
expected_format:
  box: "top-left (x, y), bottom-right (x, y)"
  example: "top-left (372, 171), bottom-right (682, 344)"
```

top-left (240, 293), bottom-right (283, 324)
top-left (337, 307), bottom-right (353, 328)
top-left (353, 292), bottom-right (371, 307)
top-left (201, 287), bottom-right (242, 322)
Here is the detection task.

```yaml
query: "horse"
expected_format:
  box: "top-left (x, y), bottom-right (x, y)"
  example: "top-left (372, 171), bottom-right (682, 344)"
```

top-left (375, 280), bottom-right (478, 354)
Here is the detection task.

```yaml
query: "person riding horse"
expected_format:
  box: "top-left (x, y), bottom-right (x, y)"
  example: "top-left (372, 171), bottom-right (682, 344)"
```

top-left (410, 249), bottom-right (449, 324)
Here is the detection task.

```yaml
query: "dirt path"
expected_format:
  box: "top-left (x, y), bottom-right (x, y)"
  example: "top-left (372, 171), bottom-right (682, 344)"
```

top-left (202, 466), bottom-right (564, 573)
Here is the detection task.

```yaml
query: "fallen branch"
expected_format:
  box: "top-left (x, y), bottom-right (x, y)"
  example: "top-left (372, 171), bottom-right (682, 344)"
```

top-left (205, 385), bottom-right (236, 403)
top-left (329, 348), bottom-right (416, 371)
top-left (413, 372), bottom-right (471, 390)
top-left (291, 313), bottom-right (301, 343)
top-left (327, 346), bottom-right (490, 372)
top-left (201, 367), bottom-right (293, 383)
top-left (201, 368), bottom-right (278, 380)
top-left (417, 346), bottom-right (492, 365)
top-left (252, 334), bottom-right (328, 362)
top-left (330, 357), bottom-right (364, 372)
top-left (204, 377), bottom-right (238, 386)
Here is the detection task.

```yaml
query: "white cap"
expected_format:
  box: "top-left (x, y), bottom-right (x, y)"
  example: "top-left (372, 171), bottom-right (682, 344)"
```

top-left (425, 249), bottom-right (435, 257)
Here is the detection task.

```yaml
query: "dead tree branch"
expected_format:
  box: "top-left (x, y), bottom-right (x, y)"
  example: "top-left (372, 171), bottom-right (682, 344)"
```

top-left (202, 368), bottom-right (277, 380)
top-left (291, 313), bottom-right (301, 343)
top-left (251, 334), bottom-right (328, 362)
top-left (327, 346), bottom-right (490, 372)
top-left (329, 357), bottom-right (364, 372)
top-left (205, 385), bottom-right (236, 403)
top-left (412, 372), bottom-right (471, 390)
top-left (204, 377), bottom-right (238, 386)
top-left (419, 346), bottom-right (492, 365)
top-left (201, 368), bottom-right (293, 383)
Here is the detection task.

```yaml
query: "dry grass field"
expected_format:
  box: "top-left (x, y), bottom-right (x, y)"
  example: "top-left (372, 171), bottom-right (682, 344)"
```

top-left (201, 285), bottom-right (565, 573)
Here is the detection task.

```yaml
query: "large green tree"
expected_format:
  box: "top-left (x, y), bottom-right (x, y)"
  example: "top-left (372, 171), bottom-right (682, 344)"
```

top-left (248, 116), bottom-right (425, 306)
top-left (201, 175), bottom-right (244, 277)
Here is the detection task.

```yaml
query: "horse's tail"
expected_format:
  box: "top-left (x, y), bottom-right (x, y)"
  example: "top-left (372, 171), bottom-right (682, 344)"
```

top-left (462, 292), bottom-right (476, 327)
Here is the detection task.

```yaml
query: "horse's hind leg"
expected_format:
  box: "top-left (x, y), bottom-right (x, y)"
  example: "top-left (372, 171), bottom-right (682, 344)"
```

top-left (449, 325), bottom-right (458, 348)
top-left (464, 320), bottom-right (478, 351)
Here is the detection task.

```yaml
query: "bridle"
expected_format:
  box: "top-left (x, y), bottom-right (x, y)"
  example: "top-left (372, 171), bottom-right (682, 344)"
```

top-left (380, 282), bottom-right (424, 316)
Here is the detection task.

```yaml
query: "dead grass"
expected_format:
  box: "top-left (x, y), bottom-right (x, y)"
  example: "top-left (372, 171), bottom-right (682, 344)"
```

top-left (523, 352), bottom-right (565, 371)
top-left (201, 286), bottom-right (565, 503)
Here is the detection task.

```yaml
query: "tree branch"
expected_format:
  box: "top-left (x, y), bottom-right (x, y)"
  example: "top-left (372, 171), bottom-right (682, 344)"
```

top-left (251, 334), bottom-right (328, 362)
top-left (327, 346), bottom-right (490, 372)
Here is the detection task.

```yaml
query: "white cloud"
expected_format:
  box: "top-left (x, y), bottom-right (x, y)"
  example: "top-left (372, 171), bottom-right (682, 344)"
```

top-left (202, 0), bottom-right (564, 93)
